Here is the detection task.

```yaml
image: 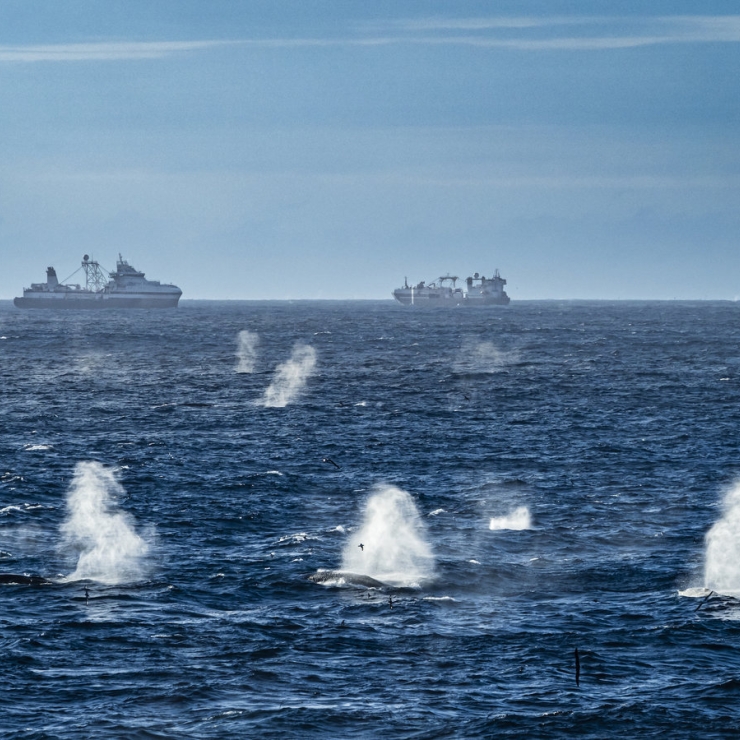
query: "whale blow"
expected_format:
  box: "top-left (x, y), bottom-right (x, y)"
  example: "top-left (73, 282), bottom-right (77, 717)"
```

top-left (341, 484), bottom-right (435, 588)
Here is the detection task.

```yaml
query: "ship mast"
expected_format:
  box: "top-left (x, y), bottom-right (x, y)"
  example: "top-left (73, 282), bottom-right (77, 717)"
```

top-left (81, 255), bottom-right (108, 292)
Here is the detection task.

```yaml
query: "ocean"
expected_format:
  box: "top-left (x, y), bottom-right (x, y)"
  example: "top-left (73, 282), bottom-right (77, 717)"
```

top-left (1, 299), bottom-right (740, 738)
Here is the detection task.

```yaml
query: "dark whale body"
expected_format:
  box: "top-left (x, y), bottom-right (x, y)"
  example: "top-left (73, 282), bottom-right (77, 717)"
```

top-left (0, 574), bottom-right (53, 586)
top-left (308, 570), bottom-right (386, 588)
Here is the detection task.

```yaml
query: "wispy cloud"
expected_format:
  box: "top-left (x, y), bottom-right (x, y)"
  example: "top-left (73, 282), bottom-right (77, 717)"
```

top-left (383, 16), bottom-right (597, 32)
top-left (2, 15), bottom-right (740, 62)
top-left (0, 40), bottom-right (235, 62)
top-left (384, 14), bottom-right (740, 50)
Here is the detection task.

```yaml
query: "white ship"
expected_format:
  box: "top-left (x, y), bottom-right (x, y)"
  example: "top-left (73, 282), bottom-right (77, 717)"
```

top-left (393, 270), bottom-right (509, 306)
top-left (14, 255), bottom-right (182, 309)
top-left (392, 275), bottom-right (464, 305)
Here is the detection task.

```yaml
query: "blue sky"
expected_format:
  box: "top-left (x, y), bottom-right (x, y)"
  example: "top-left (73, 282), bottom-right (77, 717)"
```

top-left (1, 0), bottom-right (739, 299)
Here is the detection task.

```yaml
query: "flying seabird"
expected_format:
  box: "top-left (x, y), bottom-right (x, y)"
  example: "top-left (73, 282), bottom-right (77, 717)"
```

top-left (322, 457), bottom-right (341, 469)
top-left (358, 543), bottom-right (364, 551)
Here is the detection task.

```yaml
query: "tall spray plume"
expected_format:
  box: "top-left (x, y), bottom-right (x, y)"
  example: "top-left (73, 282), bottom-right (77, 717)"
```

top-left (60, 462), bottom-right (150, 584)
top-left (261, 343), bottom-right (317, 408)
top-left (704, 482), bottom-right (740, 596)
top-left (342, 485), bottom-right (435, 587)
top-left (236, 330), bottom-right (259, 373)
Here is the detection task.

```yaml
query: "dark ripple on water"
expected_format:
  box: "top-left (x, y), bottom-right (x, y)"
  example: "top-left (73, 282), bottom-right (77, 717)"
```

top-left (2, 300), bottom-right (740, 738)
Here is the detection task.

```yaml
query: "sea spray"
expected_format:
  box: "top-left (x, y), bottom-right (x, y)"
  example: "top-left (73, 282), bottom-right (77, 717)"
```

top-left (236, 330), bottom-right (259, 373)
top-left (489, 506), bottom-right (532, 531)
top-left (60, 462), bottom-right (150, 584)
top-left (454, 340), bottom-right (519, 374)
top-left (341, 485), bottom-right (435, 587)
top-left (704, 482), bottom-right (740, 596)
top-left (261, 343), bottom-right (317, 407)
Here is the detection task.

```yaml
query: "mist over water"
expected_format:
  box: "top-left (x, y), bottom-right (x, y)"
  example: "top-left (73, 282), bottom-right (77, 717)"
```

top-left (261, 343), bottom-right (317, 407)
top-left (704, 482), bottom-right (740, 596)
top-left (341, 485), bottom-right (435, 587)
top-left (235, 330), bottom-right (259, 373)
top-left (454, 340), bottom-right (519, 374)
top-left (59, 462), bottom-right (150, 585)
top-left (489, 506), bottom-right (532, 531)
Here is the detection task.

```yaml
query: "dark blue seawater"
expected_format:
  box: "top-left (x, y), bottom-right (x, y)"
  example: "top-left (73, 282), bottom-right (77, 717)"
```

top-left (2, 300), bottom-right (740, 738)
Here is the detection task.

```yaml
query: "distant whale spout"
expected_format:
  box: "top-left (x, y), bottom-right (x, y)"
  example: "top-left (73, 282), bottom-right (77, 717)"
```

top-left (0, 573), bottom-right (53, 586)
top-left (308, 570), bottom-right (386, 588)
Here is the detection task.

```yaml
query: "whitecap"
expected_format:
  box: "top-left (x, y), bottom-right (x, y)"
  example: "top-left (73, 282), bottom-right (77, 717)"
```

top-left (678, 587), bottom-right (712, 598)
top-left (0, 505), bottom-right (23, 514)
top-left (0, 503), bottom-right (45, 515)
top-left (277, 532), bottom-right (319, 544)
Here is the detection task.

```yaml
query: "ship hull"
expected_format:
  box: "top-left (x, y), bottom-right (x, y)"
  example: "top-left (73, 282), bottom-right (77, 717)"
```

top-left (392, 289), bottom-right (463, 306)
top-left (14, 294), bottom-right (181, 309)
top-left (464, 294), bottom-right (510, 306)
top-left (392, 290), bottom-right (509, 306)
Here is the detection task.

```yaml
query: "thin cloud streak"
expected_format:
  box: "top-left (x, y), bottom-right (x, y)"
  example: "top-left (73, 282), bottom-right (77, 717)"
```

top-left (0, 40), bottom-right (237, 62)
top-left (384, 16), bottom-right (601, 31)
top-left (1, 15), bottom-right (739, 62)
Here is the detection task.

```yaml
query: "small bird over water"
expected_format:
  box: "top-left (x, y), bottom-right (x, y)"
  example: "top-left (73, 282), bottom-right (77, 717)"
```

top-left (358, 543), bottom-right (364, 551)
top-left (322, 457), bottom-right (341, 469)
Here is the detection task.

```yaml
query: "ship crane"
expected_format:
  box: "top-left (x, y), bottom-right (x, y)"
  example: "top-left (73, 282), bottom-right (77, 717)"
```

top-left (81, 255), bottom-right (109, 292)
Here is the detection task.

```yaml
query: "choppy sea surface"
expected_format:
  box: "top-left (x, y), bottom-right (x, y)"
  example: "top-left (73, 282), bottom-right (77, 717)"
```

top-left (2, 299), bottom-right (740, 739)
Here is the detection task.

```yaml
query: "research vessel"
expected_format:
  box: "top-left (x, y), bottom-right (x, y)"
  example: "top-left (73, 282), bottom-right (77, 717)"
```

top-left (393, 270), bottom-right (509, 306)
top-left (14, 255), bottom-right (182, 309)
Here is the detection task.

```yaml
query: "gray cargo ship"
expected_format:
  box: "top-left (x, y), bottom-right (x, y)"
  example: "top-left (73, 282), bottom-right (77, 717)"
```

top-left (393, 270), bottom-right (509, 306)
top-left (14, 255), bottom-right (182, 309)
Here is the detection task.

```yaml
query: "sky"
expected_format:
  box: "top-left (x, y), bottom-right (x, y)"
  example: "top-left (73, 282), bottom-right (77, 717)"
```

top-left (1, 0), bottom-right (740, 300)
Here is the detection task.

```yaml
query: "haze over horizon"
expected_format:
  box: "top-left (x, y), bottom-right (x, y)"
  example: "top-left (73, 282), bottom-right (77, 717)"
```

top-left (2, 0), bottom-right (739, 301)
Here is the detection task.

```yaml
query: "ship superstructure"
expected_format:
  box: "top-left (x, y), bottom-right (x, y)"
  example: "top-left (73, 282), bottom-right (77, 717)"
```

top-left (393, 270), bottom-right (509, 306)
top-left (463, 270), bottom-right (510, 305)
top-left (392, 275), bottom-right (464, 306)
top-left (14, 255), bottom-right (182, 309)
